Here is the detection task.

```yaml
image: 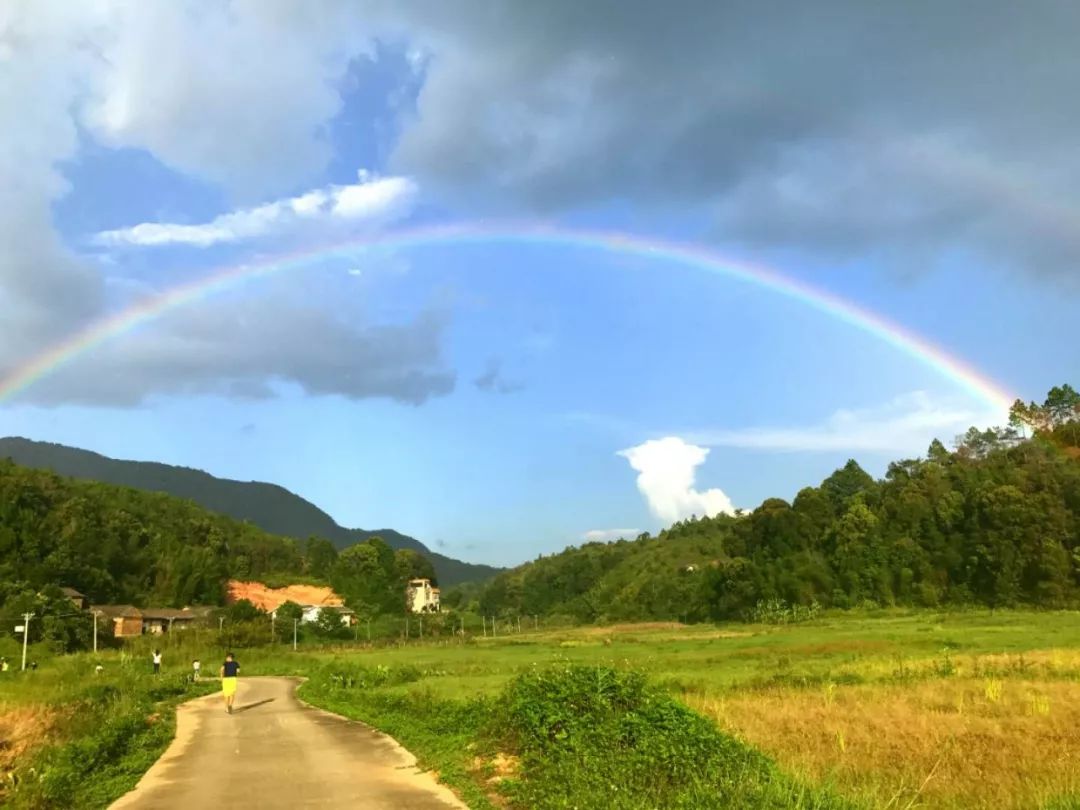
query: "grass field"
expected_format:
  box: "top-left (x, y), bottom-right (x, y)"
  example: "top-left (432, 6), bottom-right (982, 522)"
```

top-left (4, 609), bottom-right (1080, 808)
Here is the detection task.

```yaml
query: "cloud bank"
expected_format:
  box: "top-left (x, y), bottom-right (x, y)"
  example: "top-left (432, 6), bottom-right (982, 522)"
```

top-left (618, 437), bottom-right (736, 524)
top-left (689, 392), bottom-right (1006, 456)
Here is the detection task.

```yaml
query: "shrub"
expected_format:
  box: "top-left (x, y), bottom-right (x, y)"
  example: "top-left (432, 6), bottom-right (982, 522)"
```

top-left (487, 665), bottom-right (846, 809)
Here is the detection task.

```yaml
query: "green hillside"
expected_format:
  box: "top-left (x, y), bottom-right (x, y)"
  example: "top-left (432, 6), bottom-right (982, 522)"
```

top-left (0, 459), bottom-right (303, 608)
top-left (452, 384), bottom-right (1080, 622)
top-left (0, 459), bottom-right (451, 650)
top-left (0, 437), bottom-right (501, 586)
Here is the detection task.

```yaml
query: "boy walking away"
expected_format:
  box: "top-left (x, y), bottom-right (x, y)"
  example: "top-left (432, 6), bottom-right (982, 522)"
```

top-left (220, 652), bottom-right (240, 714)
top-left (192, 659), bottom-right (201, 681)
top-left (152, 649), bottom-right (162, 675)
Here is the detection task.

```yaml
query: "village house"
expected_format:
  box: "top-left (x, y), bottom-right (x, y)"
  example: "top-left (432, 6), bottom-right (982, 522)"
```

top-left (406, 578), bottom-right (441, 613)
top-left (60, 587), bottom-right (89, 610)
top-left (93, 605), bottom-right (144, 638)
top-left (140, 608), bottom-right (197, 635)
top-left (90, 605), bottom-right (207, 637)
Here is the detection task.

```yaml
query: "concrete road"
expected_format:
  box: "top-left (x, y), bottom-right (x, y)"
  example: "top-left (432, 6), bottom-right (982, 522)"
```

top-left (110, 676), bottom-right (467, 809)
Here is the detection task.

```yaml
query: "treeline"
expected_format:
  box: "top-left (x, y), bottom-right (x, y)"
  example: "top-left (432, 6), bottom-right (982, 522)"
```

top-left (447, 385), bottom-right (1080, 622)
top-left (0, 461), bottom-right (437, 645)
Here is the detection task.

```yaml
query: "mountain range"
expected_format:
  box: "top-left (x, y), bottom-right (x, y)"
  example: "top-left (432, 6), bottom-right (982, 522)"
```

top-left (0, 436), bottom-right (501, 586)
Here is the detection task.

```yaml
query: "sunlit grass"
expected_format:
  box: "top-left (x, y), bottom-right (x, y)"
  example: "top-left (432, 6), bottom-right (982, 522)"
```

top-left (6, 609), bottom-right (1080, 807)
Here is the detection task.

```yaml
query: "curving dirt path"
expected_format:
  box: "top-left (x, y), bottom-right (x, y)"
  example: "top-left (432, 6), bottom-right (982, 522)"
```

top-left (110, 676), bottom-right (467, 809)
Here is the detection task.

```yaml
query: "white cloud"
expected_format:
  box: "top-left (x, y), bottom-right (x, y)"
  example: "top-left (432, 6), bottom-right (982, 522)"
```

top-left (583, 529), bottom-right (640, 543)
top-left (618, 437), bottom-right (735, 524)
top-left (689, 392), bottom-right (1006, 455)
top-left (96, 173), bottom-right (417, 248)
top-left (0, 0), bottom-right (377, 379)
top-left (80, 1), bottom-right (374, 199)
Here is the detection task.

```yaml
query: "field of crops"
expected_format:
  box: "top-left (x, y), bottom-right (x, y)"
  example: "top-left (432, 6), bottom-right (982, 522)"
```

top-left (4, 610), bottom-right (1080, 808)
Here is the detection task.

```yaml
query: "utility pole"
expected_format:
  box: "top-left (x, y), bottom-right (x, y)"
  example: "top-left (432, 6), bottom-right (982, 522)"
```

top-left (20, 613), bottom-right (33, 671)
top-left (367, 617), bottom-right (371, 642)
top-left (92, 609), bottom-right (101, 653)
top-left (271, 612), bottom-right (276, 643)
top-left (293, 618), bottom-right (298, 651)
top-left (482, 616), bottom-right (487, 638)
top-left (419, 616), bottom-right (423, 640)
top-left (491, 616), bottom-right (496, 638)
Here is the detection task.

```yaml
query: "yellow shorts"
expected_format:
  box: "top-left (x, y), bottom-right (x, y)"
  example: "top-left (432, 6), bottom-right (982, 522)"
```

top-left (222, 677), bottom-right (237, 697)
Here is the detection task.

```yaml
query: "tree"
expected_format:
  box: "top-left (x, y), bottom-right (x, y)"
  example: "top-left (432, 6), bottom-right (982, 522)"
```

top-left (821, 460), bottom-right (877, 510)
top-left (304, 537), bottom-right (338, 580)
top-left (226, 598), bottom-right (265, 623)
top-left (394, 549), bottom-right (436, 586)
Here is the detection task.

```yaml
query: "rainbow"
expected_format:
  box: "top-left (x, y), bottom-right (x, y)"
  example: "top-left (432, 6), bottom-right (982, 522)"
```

top-left (0, 222), bottom-right (1016, 411)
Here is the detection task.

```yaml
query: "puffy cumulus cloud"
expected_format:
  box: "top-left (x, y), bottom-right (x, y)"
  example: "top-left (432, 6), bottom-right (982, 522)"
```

top-left (618, 438), bottom-right (735, 524)
top-left (97, 173), bottom-right (417, 248)
top-left (583, 529), bottom-right (640, 543)
top-left (379, 1), bottom-right (1080, 278)
top-left (688, 391), bottom-right (1006, 456)
top-left (20, 292), bottom-right (455, 407)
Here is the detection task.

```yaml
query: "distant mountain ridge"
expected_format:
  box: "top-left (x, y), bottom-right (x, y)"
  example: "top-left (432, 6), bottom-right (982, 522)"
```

top-left (0, 437), bottom-right (501, 586)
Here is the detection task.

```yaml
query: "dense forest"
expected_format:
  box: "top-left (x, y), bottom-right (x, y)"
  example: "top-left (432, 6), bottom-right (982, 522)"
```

top-left (0, 463), bottom-right (436, 648)
top-left (0, 436), bottom-right (501, 586)
top-left (447, 385), bottom-right (1080, 622)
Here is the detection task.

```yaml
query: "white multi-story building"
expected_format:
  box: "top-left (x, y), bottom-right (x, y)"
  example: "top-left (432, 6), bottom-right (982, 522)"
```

top-left (406, 578), bottom-right (441, 613)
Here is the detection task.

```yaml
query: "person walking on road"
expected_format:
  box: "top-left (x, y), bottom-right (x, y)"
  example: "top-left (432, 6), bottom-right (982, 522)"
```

top-left (192, 659), bottom-right (201, 681)
top-left (220, 652), bottom-right (240, 714)
top-left (152, 649), bottom-right (162, 675)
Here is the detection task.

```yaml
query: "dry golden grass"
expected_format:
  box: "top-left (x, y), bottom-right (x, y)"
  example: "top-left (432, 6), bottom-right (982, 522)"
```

top-left (732, 639), bottom-right (900, 658)
top-left (0, 702), bottom-right (61, 786)
top-left (690, 678), bottom-right (1080, 809)
top-left (583, 622), bottom-right (687, 634)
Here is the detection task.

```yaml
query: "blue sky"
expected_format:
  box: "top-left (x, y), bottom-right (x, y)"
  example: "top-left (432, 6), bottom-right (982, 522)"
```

top-left (2, 3), bottom-right (1078, 566)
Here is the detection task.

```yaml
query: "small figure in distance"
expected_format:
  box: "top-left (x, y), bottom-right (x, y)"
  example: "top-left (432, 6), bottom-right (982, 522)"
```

top-left (192, 658), bottom-right (201, 682)
top-left (220, 652), bottom-right (240, 714)
top-left (1, 657), bottom-right (8, 672)
top-left (152, 649), bottom-right (162, 675)
top-left (95, 664), bottom-right (103, 676)
top-left (29, 661), bottom-right (37, 671)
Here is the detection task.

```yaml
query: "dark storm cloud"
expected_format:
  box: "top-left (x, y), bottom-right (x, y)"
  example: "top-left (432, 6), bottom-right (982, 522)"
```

top-left (383, 1), bottom-right (1080, 276)
top-left (473, 359), bottom-right (525, 395)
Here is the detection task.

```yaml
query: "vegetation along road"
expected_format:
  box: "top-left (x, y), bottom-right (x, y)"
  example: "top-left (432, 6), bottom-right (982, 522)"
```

top-left (109, 677), bottom-right (465, 810)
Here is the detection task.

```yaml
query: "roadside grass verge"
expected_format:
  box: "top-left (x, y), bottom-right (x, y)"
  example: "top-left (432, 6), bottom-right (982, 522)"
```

top-left (4, 670), bottom-right (216, 809)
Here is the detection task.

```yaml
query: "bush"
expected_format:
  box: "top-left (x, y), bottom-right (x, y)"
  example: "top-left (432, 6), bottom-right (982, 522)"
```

top-left (487, 665), bottom-right (846, 809)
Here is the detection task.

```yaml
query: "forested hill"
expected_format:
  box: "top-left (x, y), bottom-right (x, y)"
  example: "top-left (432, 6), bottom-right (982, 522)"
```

top-left (448, 385), bottom-right (1080, 622)
top-left (0, 459), bottom-right (306, 607)
top-left (0, 437), bottom-right (501, 586)
top-left (0, 458), bottom-right (455, 646)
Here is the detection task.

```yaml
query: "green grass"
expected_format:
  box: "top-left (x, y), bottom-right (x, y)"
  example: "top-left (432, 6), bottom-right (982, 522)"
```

top-left (5, 609), bottom-right (1080, 808)
top-left (1, 662), bottom-right (216, 809)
